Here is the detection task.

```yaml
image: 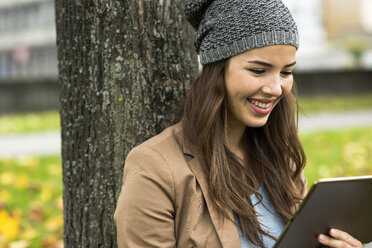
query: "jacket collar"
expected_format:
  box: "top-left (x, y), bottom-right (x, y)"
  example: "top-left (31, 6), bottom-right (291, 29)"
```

top-left (174, 123), bottom-right (241, 248)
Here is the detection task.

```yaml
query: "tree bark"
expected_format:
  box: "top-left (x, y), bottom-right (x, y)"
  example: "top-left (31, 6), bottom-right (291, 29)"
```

top-left (55, 0), bottom-right (197, 247)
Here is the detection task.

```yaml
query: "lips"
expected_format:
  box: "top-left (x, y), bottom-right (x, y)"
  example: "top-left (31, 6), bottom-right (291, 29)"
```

top-left (248, 98), bottom-right (275, 110)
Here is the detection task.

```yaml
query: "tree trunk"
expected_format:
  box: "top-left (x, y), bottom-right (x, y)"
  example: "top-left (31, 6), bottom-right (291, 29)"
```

top-left (55, 0), bottom-right (197, 247)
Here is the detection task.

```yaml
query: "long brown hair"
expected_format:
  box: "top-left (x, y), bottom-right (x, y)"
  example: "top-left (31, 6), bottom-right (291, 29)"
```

top-left (181, 59), bottom-right (306, 247)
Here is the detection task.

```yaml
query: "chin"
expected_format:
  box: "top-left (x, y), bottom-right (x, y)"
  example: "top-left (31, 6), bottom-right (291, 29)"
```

top-left (247, 123), bottom-right (266, 128)
top-left (245, 118), bottom-right (269, 128)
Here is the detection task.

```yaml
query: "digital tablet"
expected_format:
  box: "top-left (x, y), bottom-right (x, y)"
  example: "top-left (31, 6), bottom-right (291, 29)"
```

top-left (274, 175), bottom-right (372, 248)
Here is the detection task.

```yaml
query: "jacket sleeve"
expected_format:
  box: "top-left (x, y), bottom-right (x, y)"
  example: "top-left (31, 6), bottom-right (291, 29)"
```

top-left (114, 145), bottom-right (176, 248)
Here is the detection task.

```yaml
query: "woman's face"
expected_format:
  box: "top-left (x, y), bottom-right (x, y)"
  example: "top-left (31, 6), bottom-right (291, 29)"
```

top-left (224, 44), bottom-right (296, 129)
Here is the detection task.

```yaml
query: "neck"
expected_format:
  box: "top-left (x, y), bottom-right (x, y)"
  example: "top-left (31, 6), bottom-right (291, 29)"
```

top-left (227, 123), bottom-right (262, 189)
top-left (227, 122), bottom-right (246, 154)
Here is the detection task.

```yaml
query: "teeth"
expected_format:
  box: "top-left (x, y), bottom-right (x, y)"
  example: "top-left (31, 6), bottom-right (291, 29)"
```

top-left (249, 99), bottom-right (271, 109)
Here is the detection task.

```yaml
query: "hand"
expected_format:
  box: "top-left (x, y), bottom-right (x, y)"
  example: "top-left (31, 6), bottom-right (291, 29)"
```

top-left (318, 228), bottom-right (362, 248)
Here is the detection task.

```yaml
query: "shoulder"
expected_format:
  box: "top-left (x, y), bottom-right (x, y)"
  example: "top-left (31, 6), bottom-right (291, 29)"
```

top-left (127, 123), bottom-right (185, 164)
top-left (124, 123), bottom-right (189, 181)
top-left (138, 123), bottom-right (183, 154)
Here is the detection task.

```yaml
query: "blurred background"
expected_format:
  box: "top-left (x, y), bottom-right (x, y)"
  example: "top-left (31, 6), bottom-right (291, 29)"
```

top-left (0, 0), bottom-right (371, 247)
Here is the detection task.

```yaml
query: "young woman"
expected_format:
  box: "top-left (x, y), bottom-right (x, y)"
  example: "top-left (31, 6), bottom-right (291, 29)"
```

top-left (115, 0), bottom-right (363, 247)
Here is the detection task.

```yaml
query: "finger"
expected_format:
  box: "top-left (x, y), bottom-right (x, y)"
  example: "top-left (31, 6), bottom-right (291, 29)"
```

top-left (329, 229), bottom-right (363, 247)
top-left (318, 234), bottom-right (354, 248)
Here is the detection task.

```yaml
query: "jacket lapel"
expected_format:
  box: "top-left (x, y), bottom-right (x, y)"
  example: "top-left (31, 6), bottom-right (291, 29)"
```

top-left (179, 128), bottom-right (241, 248)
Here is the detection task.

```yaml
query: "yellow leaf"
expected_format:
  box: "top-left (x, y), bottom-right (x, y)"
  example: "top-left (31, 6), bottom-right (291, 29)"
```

top-left (0, 235), bottom-right (9, 247)
top-left (38, 186), bottom-right (52, 203)
top-left (0, 172), bottom-right (14, 185)
top-left (56, 196), bottom-right (63, 210)
top-left (20, 224), bottom-right (37, 240)
top-left (45, 216), bottom-right (63, 231)
top-left (0, 190), bottom-right (11, 203)
top-left (16, 174), bottom-right (29, 189)
top-left (0, 209), bottom-right (20, 239)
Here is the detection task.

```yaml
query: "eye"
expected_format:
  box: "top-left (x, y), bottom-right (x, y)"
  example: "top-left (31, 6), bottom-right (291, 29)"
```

top-left (248, 69), bottom-right (265, 75)
top-left (281, 71), bottom-right (293, 76)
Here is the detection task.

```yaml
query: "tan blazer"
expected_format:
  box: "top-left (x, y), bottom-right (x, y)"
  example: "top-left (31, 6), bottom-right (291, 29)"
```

top-left (114, 124), bottom-right (307, 248)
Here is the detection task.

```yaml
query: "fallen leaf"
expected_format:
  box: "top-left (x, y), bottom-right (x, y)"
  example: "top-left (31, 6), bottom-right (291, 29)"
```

top-left (16, 174), bottom-right (29, 189)
top-left (42, 236), bottom-right (63, 248)
top-left (19, 225), bottom-right (37, 240)
top-left (0, 172), bottom-right (14, 185)
top-left (9, 240), bottom-right (29, 248)
top-left (29, 183), bottom-right (41, 192)
top-left (38, 186), bottom-right (52, 203)
top-left (28, 205), bottom-right (45, 222)
top-left (0, 235), bottom-right (9, 247)
top-left (0, 190), bottom-right (11, 203)
top-left (56, 196), bottom-right (63, 209)
top-left (45, 216), bottom-right (63, 231)
top-left (0, 209), bottom-right (20, 239)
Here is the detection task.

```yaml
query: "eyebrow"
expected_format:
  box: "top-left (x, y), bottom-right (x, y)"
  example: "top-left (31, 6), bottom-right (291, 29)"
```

top-left (248, 60), bottom-right (296, 68)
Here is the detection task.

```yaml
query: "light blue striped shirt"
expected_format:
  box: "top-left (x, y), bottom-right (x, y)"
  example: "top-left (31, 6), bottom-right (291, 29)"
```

top-left (234, 184), bottom-right (285, 248)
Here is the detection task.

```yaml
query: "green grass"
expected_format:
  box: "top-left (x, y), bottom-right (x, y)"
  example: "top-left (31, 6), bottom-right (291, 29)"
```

top-left (0, 111), bottom-right (60, 134)
top-left (0, 155), bottom-right (63, 248)
top-left (301, 127), bottom-right (372, 188)
top-left (299, 93), bottom-right (372, 113)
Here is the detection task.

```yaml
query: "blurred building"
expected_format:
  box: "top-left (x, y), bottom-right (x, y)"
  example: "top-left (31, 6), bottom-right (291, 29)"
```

top-left (323, 0), bottom-right (372, 68)
top-left (284, 0), bottom-right (372, 71)
top-left (281, 0), bottom-right (372, 96)
top-left (0, 0), bottom-right (59, 114)
top-left (323, 0), bottom-right (371, 39)
top-left (0, 0), bottom-right (57, 80)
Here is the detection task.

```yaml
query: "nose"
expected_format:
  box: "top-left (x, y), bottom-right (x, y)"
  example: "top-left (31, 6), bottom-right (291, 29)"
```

top-left (261, 74), bottom-right (283, 97)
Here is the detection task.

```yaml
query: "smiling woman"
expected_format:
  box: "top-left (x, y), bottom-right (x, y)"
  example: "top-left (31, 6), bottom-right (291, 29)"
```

top-left (176, 45), bottom-right (305, 248)
top-left (114, 0), bottom-right (363, 247)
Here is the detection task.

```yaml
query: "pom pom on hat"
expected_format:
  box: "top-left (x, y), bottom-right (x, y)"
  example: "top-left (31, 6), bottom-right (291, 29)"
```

top-left (184, 0), bottom-right (215, 30)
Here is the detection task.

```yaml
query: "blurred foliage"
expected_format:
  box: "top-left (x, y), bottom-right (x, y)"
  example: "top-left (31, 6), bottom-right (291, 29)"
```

top-left (0, 156), bottom-right (63, 248)
top-left (299, 93), bottom-right (372, 113)
top-left (301, 127), bottom-right (372, 188)
top-left (0, 112), bottom-right (60, 134)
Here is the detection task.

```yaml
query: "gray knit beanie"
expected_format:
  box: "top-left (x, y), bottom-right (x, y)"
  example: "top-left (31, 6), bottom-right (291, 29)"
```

top-left (185, 0), bottom-right (299, 65)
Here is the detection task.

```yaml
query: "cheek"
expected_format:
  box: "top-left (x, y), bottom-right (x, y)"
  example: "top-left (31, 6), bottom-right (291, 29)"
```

top-left (225, 87), bottom-right (244, 119)
top-left (282, 79), bottom-right (294, 95)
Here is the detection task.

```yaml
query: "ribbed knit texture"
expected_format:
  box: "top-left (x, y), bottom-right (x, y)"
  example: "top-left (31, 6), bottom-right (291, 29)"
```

top-left (185, 0), bottom-right (299, 65)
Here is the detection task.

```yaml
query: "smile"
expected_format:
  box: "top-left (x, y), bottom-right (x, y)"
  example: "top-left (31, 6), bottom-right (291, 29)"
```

top-left (248, 98), bottom-right (272, 110)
